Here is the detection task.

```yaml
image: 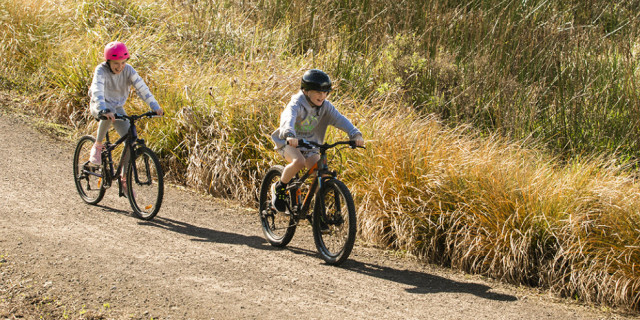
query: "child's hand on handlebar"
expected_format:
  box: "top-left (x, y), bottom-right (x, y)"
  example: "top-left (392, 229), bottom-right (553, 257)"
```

top-left (98, 109), bottom-right (115, 121)
top-left (353, 135), bottom-right (364, 147)
top-left (286, 137), bottom-right (298, 147)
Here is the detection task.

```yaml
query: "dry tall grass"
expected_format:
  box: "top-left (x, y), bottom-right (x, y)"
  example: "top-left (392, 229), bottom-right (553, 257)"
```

top-left (1, 0), bottom-right (640, 312)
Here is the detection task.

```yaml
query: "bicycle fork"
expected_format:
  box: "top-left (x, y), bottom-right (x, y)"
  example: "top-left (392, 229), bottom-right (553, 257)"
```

top-left (132, 151), bottom-right (153, 186)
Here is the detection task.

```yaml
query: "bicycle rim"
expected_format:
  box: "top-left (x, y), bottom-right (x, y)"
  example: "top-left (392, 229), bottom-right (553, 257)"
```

top-left (127, 147), bottom-right (163, 220)
top-left (259, 166), bottom-right (296, 247)
top-left (313, 179), bottom-right (357, 265)
top-left (73, 135), bottom-right (105, 204)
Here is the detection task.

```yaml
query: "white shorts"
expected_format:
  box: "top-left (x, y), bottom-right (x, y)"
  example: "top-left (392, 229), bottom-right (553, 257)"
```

top-left (276, 146), bottom-right (319, 159)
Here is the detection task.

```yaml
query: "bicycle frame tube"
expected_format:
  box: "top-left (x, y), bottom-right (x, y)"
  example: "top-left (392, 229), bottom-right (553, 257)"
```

top-left (103, 117), bottom-right (139, 183)
top-left (298, 153), bottom-right (332, 213)
top-left (300, 178), bottom-right (318, 213)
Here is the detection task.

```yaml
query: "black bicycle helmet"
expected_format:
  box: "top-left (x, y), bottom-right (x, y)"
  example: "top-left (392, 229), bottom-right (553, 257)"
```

top-left (300, 69), bottom-right (332, 92)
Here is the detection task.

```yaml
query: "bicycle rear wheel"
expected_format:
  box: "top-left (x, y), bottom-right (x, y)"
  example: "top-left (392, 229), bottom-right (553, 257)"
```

top-left (259, 165), bottom-right (296, 247)
top-left (313, 179), bottom-right (357, 265)
top-left (73, 135), bottom-right (105, 205)
top-left (126, 146), bottom-right (164, 220)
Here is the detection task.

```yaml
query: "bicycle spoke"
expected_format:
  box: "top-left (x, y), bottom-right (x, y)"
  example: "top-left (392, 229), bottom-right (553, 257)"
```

top-left (73, 136), bottom-right (105, 205)
top-left (313, 179), bottom-right (357, 265)
top-left (259, 166), bottom-right (296, 247)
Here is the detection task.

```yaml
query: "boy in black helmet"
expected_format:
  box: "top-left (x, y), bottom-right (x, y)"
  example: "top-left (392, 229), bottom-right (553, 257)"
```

top-left (270, 69), bottom-right (365, 212)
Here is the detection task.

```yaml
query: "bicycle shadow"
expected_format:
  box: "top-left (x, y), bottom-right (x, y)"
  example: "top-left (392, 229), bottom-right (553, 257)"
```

top-left (347, 260), bottom-right (517, 301)
top-left (137, 217), bottom-right (270, 250)
top-left (287, 246), bottom-right (518, 302)
top-left (135, 215), bottom-right (517, 302)
top-left (95, 204), bottom-right (131, 216)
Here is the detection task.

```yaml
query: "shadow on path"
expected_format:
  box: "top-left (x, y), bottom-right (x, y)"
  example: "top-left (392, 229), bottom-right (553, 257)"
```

top-left (136, 215), bottom-right (517, 303)
top-left (287, 246), bottom-right (518, 302)
top-left (95, 204), bottom-right (130, 216)
top-left (343, 259), bottom-right (518, 301)
top-left (137, 217), bottom-right (269, 250)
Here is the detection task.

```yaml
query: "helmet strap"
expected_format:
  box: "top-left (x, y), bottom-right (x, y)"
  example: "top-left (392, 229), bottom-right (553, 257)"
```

top-left (303, 91), bottom-right (323, 108)
top-left (106, 61), bottom-right (115, 74)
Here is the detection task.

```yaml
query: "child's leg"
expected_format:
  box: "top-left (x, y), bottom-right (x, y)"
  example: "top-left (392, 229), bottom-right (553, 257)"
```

top-left (95, 119), bottom-right (112, 143)
top-left (112, 118), bottom-right (130, 138)
top-left (305, 153), bottom-right (320, 170)
top-left (90, 119), bottom-right (112, 164)
top-left (281, 145), bottom-right (306, 183)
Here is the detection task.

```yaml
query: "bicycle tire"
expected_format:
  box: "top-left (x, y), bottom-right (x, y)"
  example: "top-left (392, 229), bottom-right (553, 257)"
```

top-left (73, 135), bottom-right (105, 205)
top-left (259, 165), bottom-right (296, 247)
top-left (313, 179), bottom-right (357, 265)
top-left (126, 146), bottom-right (164, 220)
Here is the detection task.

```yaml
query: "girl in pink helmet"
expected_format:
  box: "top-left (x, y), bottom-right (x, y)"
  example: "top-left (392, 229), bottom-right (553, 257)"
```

top-left (88, 41), bottom-right (163, 165)
top-left (88, 41), bottom-right (163, 194)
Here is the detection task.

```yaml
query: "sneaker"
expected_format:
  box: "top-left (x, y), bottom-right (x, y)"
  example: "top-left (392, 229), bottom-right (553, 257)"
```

top-left (270, 181), bottom-right (288, 212)
top-left (89, 142), bottom-right (104, 165)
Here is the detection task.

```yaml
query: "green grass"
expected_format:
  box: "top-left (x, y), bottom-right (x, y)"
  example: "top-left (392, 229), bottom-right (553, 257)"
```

top-left (2, 0), bottom-right (640, 313)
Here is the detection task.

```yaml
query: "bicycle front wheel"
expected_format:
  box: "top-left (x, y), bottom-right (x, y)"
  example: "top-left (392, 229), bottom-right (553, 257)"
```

top-left (73, 135), bottom-right (105, 205)
top-left (126, 146), bottom-right (164, 220)
top-left (259, 165), bottom-right (296, 247)
top-left (313, 179), bottom-right (357, 265)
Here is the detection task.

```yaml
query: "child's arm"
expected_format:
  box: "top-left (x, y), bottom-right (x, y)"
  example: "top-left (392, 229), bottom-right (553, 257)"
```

top-left (278, 103), bottom-right (299, 139)
top-left (89, 65), bottom-right (108, 115)
top-left (128, 66), bottom-right (161, 112)
top-left (325, 103), bottom-right (362, 139)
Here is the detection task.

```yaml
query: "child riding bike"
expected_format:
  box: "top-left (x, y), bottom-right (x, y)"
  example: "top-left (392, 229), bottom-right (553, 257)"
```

top-left (270, 69), bottom-right (364, 211)
top-left (88, 41), bottom-right (163, 194)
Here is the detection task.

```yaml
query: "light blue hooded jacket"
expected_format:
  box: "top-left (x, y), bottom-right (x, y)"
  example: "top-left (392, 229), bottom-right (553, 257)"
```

top-left (271, 91), bottom-right (362, 150)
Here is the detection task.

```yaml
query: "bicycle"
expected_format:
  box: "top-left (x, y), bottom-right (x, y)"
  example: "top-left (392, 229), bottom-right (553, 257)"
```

top-left (73, 111), bottom-right (164, 220)
top-left (259, 139), bottom-right (364, 265)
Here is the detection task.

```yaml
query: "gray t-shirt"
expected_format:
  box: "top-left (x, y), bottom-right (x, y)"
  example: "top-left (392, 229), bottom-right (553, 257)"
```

top-left (271, 91), bottom-right (361, 150)
top-left (89, 62), bottom-right (160, 117)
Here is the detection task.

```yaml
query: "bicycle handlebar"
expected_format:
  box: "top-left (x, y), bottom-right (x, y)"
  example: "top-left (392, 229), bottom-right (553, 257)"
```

top-left (99, 111), bottom-right (161, 121)
top-left (290, 138), bottom-right (365, 150)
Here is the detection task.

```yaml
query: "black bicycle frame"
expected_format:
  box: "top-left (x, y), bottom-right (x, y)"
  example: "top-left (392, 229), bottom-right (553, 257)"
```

top-left (286, 152), bottom-right (334, 218)
top-left (96, 113), bottom-right (151, 189)
top-left (102, 130), bottom-right (134, 188)
top-left (281, 139), bottom-right (360, 219)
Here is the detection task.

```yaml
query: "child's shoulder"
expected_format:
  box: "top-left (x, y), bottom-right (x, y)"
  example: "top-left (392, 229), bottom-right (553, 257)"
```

top-left (286, 91), bottom-right (305, 108)
top-left (94, 62), bottom-right (109, 73)
top-left (290, 91), bottom-right (305, 102)
top-left (123, 64), bottom-right (138, 75)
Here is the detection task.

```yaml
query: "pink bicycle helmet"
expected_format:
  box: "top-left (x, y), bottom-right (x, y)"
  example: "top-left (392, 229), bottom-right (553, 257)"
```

top-left (103, 41), bottom-right (129, 60)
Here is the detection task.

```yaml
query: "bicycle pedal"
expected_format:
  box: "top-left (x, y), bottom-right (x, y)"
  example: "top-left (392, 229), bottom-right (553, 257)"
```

top-left (85, 162), bottom-right (100, 170)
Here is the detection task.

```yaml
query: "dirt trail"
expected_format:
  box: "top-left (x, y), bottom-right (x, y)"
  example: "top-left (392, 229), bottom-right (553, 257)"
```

top-left (0, 104), bottom-right (630, 319)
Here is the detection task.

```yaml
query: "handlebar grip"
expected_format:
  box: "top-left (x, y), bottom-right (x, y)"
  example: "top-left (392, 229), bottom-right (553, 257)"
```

top-left (286, 138), bottom-right (314, 149)
top-left (348, 140), bottom-right (366, 149)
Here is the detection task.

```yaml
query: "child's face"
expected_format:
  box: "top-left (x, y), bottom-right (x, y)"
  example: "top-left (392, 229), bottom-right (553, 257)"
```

top-left (305, 90), bottom-right (329, 107)
top-left (108, 59), bottom-right (127, 74)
